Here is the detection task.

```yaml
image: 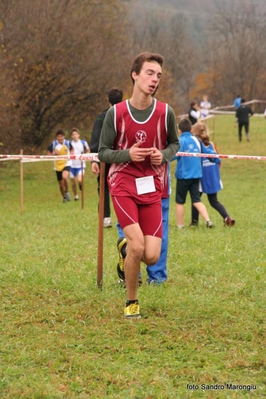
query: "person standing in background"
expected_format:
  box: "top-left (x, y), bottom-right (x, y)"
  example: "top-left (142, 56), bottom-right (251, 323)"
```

top-left (200, 95), bottom-right (211, 118)
top-left (188, 101), bottom-right (201, 125)
top-left (235, 99), bottom-right (253, 142)
top-left (70, 128), bottom-right (90, 201)
top-left (90, 88), bottom-right (123, 228)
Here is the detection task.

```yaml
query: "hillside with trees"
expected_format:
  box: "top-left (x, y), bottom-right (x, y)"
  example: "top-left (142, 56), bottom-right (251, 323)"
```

top-left (0, 0), bottom-right (266, 153)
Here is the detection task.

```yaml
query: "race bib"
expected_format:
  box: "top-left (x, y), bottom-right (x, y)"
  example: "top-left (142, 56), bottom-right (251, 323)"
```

top-left (135, 176), bottom-right (156, 195)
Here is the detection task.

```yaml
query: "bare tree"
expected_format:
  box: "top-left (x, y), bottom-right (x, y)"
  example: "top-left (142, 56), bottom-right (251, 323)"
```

top-left (125, 2), bottom-right (200, 113)
top-left (0, 0), bottom-right (130, 152)
top-left (206, 0), bottom-right (266, 105)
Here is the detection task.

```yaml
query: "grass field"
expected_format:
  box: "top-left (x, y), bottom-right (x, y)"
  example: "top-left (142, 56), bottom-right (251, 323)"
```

top-left (1, 115), bottom-right (266, 398)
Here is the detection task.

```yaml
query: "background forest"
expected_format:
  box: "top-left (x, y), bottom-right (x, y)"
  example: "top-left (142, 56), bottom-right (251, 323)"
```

top-left (1, 0), bottom-right (266, 153)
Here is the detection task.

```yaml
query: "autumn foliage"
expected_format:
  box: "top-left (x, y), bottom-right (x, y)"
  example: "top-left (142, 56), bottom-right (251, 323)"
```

top-left (1, 0), bottom-right (266, 153)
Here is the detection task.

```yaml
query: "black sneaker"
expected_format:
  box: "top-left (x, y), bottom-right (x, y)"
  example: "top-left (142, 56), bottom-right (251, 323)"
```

top-left (206, 220), bottom-right (214, 228)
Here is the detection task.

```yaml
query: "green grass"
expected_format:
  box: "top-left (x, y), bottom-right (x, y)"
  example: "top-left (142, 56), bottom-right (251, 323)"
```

top-left (1, 115), bottom-right (266, 398)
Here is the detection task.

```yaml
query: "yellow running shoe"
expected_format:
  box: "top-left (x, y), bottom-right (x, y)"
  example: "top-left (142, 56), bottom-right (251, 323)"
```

top-left (117, 238), bottom-right (127, 280)
top-left (124, 301), bottom-right (141, 319)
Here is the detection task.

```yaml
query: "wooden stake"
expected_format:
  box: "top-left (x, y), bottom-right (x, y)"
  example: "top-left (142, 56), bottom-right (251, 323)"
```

top-left (97, 162), bottom-right (105, 287)
top-left (81, 160), bottom-right (84, 210)
top-left (20, 149), bottom-right (24, 215)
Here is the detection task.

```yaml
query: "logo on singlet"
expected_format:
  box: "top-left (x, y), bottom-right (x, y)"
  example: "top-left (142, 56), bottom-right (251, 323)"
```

top-left (135, 130), bottom-right (147, 143)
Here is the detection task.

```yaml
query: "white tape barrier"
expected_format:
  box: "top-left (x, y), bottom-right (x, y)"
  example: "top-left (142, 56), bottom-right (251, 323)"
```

top-left (177, 152), bottom-right (266, 161)
top-left (1, 152), bottom-right (266, 162)
top-left (178, 99), bottom-right (266, 118)
top-left (212, 99), bottom-right (266, 112)
top-left (0, 153), bottom-right (99, 162)
top-left (177, 114), bottom-right (215, 120)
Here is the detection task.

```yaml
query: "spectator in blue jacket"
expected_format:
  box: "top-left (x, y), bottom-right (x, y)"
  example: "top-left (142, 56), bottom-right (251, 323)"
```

top-left (190, 122), bottom-right (235, 227)
top-left (172, 118), bottom-right (220, 228)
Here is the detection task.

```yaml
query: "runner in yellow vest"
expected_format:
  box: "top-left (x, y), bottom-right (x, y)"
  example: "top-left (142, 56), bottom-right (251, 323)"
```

top-left (47, 129), bottom-right (74, 202)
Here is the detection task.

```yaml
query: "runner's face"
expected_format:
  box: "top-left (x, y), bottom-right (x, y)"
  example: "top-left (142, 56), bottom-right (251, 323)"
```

top-left (56, 134), bottom-right (65, 144)
top-left (133, 61), bottom-right (162, 95)
top-left (71, 131), bottom-right (80, 142)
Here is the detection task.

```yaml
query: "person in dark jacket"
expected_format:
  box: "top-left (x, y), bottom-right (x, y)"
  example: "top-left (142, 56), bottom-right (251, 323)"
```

top-left (188, 101), bottom-right (201, 125)
top-left (235, 99), bottom-right (253, 142)
top-left (90, 88), bottom-right (123, 227)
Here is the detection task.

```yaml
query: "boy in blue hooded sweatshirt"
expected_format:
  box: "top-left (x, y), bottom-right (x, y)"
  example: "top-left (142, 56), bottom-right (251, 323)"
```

top-left (172, 118), bottom-right (220, 228)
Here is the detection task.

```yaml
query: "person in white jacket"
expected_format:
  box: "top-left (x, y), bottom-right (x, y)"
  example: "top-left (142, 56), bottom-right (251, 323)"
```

top-left (200, 95), bottom-right (211, 118)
